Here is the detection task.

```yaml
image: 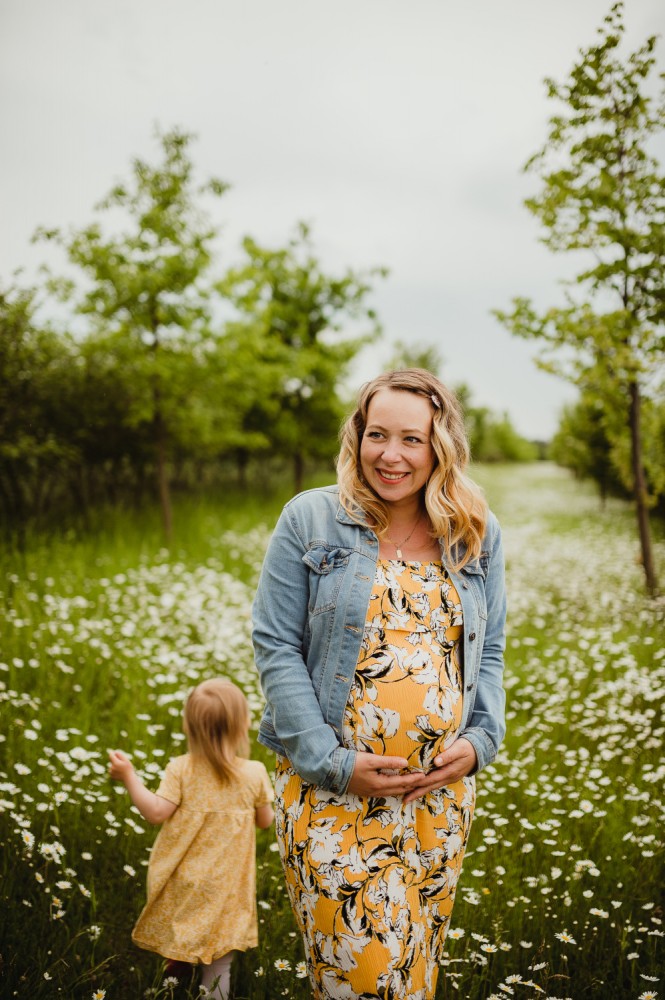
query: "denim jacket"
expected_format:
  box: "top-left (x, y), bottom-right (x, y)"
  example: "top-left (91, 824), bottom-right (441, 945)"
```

top-left (252, 486), bottom-right (506, 795)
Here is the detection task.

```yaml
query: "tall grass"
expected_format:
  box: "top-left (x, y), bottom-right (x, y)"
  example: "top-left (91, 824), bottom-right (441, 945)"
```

top-left (1, 464), bottom-right (663, 999)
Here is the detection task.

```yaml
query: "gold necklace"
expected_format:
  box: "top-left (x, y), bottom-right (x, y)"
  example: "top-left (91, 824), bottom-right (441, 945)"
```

top-left (385, 516), bottom-right (422, 560)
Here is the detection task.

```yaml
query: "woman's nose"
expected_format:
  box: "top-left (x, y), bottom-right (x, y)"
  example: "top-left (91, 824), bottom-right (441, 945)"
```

top-left (381, 439), bottom-right (402, 462)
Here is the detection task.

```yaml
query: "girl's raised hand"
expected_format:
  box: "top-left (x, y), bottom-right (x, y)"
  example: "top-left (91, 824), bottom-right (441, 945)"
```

top-left (108, 749), bottom-right (134, 783)
top-left (107, 749), bottom-right (176, 824)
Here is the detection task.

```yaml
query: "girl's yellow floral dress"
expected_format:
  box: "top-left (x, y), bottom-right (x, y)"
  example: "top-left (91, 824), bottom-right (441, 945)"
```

top-left (132, 755), bottom-right (274, 964)
top-left (275, 560), bottom-right (475, 1000)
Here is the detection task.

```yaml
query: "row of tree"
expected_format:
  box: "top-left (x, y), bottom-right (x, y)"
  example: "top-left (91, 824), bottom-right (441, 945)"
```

top-left (550, 391), bottom-right (665, 507)
top-left (496, 2), bottom-right (664, 594)
top-left (3, 6), bottom-right (661, 594)
top-left (1, 130), bottom-right (535, 539)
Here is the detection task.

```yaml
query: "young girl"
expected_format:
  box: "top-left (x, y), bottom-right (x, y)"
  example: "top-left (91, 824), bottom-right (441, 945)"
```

top-left (109, 678), bottom-right (274, 999)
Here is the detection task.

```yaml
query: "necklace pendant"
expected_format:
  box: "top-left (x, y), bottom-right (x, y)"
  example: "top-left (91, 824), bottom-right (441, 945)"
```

top-left (396, 547), bottom-right (403, 560)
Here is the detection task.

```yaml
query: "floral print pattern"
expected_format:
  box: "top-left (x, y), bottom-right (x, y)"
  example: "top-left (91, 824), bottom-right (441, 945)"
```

top-left (275, 560), bottom-right (475, 999)
top-left (131, 754), bottom-right (274, 963)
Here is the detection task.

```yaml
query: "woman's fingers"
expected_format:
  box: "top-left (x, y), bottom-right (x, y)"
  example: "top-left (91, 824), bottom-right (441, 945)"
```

top-left (403, 740), bottom-right (478, 803)
top-left (376, 769), bottom-right (421, 793)
top-left (403, 769), bottom-right (445, 803)
top-left (347, 752), bottom-right (420, 797)
top-left (433, 737), bottom-right (477, 772)
top-left (347, 745), bottom-right (478, 799)
top-left (373, 755), bottom-right (410, 772)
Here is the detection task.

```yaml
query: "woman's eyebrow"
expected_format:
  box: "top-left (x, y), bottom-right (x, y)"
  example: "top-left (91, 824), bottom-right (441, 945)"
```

top-left (366, 423), bottom-right (427, 434)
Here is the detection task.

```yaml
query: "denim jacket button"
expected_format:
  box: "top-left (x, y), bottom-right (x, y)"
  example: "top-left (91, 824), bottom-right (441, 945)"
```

top-left (469, 632), bottom-right (476, 641)
top-left (466, 682), bottom-right (474, 691)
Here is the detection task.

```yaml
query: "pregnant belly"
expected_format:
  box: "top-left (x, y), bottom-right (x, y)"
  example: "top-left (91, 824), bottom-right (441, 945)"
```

top-left (344, 662), bottom-right (464, 771)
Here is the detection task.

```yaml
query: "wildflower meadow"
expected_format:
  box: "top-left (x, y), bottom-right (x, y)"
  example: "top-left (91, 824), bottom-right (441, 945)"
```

top-left (1, 464), bottom-right (663, 999)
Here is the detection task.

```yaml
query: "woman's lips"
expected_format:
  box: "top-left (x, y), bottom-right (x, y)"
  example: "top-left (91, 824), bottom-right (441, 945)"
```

top-left (376, 469), bottom-right (409, 482)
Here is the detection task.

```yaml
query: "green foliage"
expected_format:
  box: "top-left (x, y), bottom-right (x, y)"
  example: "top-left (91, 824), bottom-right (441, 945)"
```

top-left (3, 132), bottom-right (386, 525)
top-left (34, 127), bottom-right (231, 534)
top-left (39, 127), bottom-right (228, 337)
top-left (0, 282), bottom-right (81, 519)
top-left (494, 1), bottom-right (664, 590)
top-left (550, 394), bottom-right (625, 498)
top-left (466, 408), bottom-right (539, 463)
top-left (218, 223), bottom-right (386, 490)
top-left (382, 344), bottom-right (538, 463)
top-left (495, 0), bottom-right (665, 407)
top-left (386, 339), bottom-right (444, 375)
top-left (553, 390), bottom-right (665, 507)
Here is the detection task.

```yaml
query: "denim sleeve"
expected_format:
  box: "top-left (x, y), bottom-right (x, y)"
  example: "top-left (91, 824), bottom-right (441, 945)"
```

top-left (461, 516), bottom-right (507, 773)
top-left (252, 504), bottom-right (356, 792)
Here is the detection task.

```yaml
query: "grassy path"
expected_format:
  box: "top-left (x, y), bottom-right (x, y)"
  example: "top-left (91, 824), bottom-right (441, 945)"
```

top-left (1, 465), bottom-right (663, 999)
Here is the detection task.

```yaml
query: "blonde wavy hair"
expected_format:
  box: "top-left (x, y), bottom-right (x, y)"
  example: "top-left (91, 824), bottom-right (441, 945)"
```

top-left (183, 678), bottom-right (250, 783)
top-left (337, 368), bottom-right (488, 570)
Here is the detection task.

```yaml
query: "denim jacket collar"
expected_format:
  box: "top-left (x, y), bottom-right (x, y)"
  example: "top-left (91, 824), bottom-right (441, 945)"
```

top-left (335, 499), bottom-right (368, 527)
top-left (335, 495), bottom-right (481, 576)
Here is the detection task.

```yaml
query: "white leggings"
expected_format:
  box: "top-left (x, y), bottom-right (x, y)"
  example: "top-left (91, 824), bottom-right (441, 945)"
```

top-left (200, 951), bottom-right (234, 999)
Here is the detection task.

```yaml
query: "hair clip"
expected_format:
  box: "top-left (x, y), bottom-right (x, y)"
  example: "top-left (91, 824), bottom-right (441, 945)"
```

top-left (430, 393), bottom-right (441, 409)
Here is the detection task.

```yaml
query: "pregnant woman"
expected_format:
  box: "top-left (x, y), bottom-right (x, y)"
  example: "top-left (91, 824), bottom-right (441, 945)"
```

top-left (252, 368), bottom-right (507, 999)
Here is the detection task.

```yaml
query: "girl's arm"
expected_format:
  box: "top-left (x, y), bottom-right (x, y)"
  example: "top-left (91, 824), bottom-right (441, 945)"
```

top-left (108, 750), bottom-right (178, 825)
top-left (255, 803), bottom-right (275, 829)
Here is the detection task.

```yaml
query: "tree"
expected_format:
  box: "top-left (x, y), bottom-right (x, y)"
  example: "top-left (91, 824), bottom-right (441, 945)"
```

top-left (550, 394), bottom-right (623, 501)
top-left (551, 390), bottom-right (665, 511)
top-left (218, 223), bottom-right (385, 493)
top-left (0, 281), bottom-right (80, 531)
top-left (384, 341), bottom-right (537, 461)
top-left (386, 340), bottom-right (444, 375)
top-left (494, 2), bottom-right (664, 594)
top-left (471, 411), bottom-right (539, 463)
top-left (36, 127), bottom-right (229, 540)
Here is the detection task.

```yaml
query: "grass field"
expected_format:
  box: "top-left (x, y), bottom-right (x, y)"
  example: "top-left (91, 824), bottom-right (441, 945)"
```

top-left (1, 464), bottom-right (663, 999)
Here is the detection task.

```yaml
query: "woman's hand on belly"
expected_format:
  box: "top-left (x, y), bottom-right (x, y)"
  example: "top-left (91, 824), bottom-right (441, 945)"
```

top-left (403, 738), bottom-right (478, 803)
top-left (347, 751), bottom-right (424, 798)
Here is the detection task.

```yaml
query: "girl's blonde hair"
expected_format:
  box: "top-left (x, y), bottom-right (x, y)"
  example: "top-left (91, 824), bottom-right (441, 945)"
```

top-left (337, 368), bottom-right (488, 570)
top-left (183, 679), bottom-right (250, 783)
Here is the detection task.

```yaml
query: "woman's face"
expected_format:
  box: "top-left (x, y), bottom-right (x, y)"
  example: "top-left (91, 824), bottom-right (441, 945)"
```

top-left (360, 389), bottom-right (435, 509)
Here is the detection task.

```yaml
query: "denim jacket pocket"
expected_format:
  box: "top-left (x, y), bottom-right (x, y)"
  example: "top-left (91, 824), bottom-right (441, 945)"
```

top-left (303, 545), bottom-right (353, 615)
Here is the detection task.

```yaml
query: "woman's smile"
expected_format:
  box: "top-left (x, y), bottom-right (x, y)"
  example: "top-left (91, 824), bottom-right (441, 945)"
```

top-left (360, 389), bottom-right (435, 508)
top-left (376, 469), bottom-right (409, 482)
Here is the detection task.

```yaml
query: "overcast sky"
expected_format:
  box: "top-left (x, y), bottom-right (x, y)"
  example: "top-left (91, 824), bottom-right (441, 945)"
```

top-left (2, 0), bottom-right (663, 438)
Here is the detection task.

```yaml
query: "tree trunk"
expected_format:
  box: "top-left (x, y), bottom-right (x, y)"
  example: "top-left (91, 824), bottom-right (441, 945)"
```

top-left (150, 320), bottom-right (173, 542)
top-left (155, 413), bottom-right (173, 543)
top-left (3, 465), bottom-right (28, 549)
top-left (629, 381), bottom-right (658, 595)
top-left (236, 447), bottom-right (249, 489)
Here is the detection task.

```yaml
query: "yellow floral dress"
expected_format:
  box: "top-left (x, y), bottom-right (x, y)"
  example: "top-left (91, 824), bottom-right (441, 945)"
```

top-left (132, 754), bottom-right (274, 964)
top-left (275, 560), bottom-right (475, 999)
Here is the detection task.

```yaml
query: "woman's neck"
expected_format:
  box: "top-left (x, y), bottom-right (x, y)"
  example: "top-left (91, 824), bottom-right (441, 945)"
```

top-left (385, 498), bottom-right (425, 531)
top-left (376, 498), bottom-right (439, 561)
